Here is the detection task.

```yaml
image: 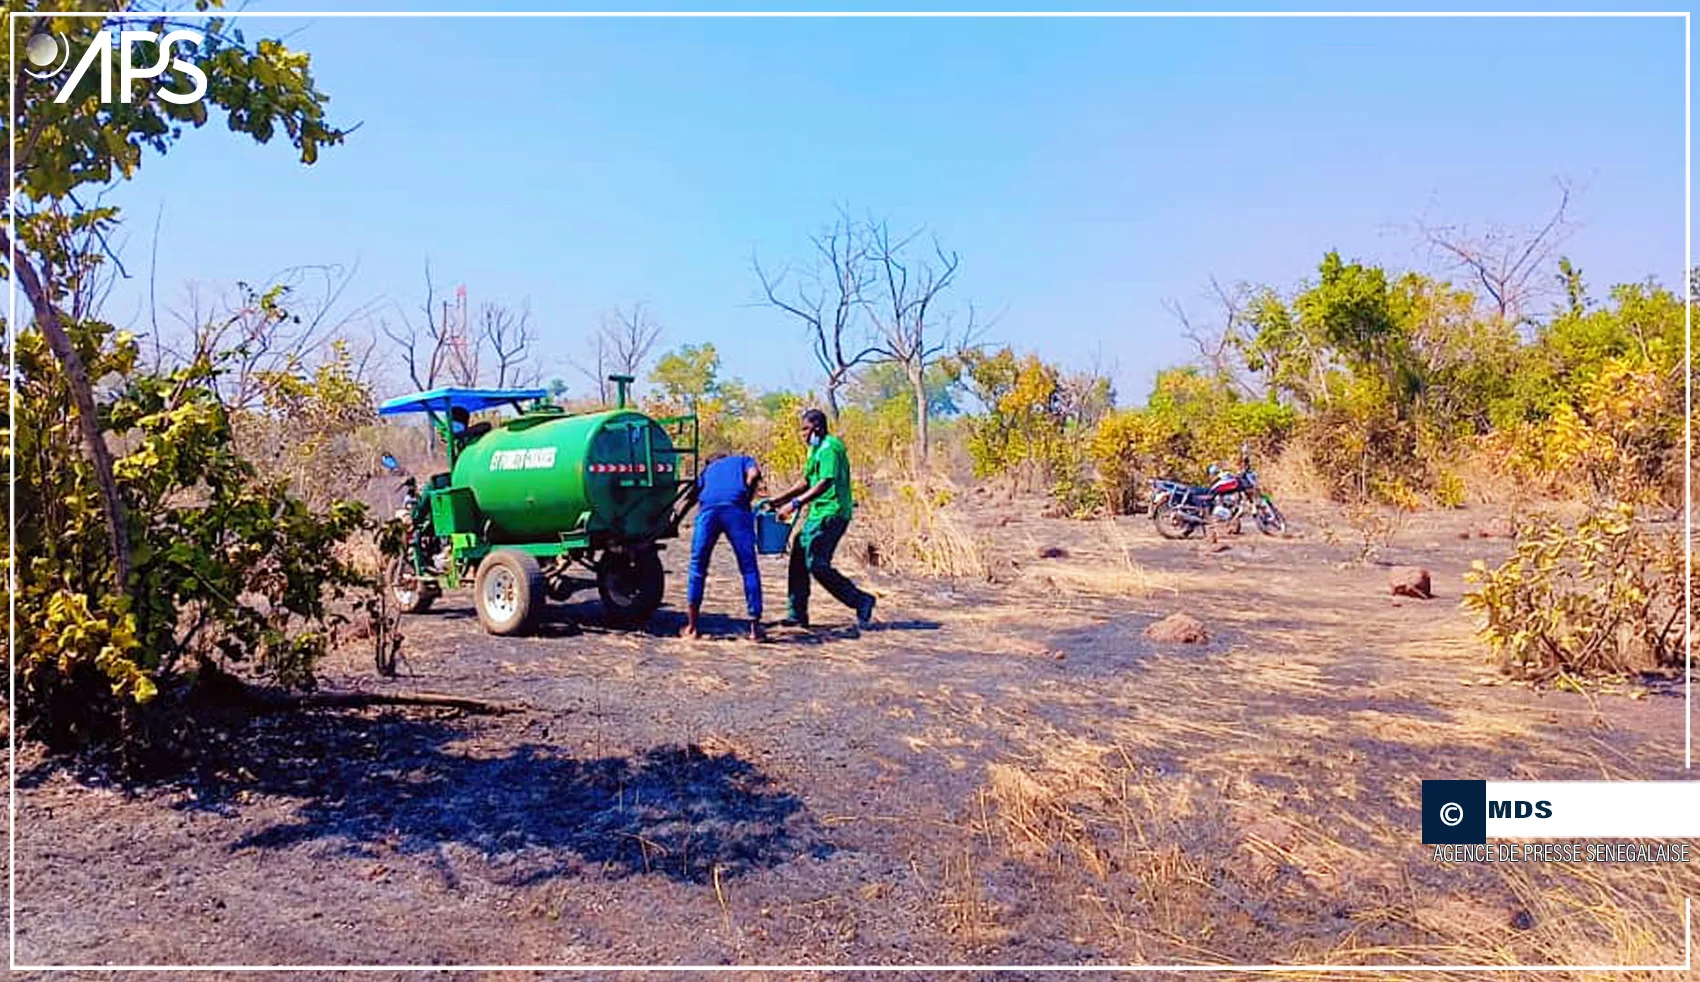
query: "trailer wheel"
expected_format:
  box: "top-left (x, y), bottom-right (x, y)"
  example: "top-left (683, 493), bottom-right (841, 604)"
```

top-left (475, 550), bottom-right (545, 636)
top-left (388, 556), bottom-right (439, 614)
top-left (598, 548), bottom-right (665, 627)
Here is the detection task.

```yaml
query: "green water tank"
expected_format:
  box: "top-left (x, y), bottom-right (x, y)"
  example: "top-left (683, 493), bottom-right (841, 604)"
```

top-left (448, 408), bottom-right (683, 545)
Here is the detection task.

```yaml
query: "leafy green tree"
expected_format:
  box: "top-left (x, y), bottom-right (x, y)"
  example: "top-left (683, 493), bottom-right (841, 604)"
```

top-left (845, 359), bottom-right (961, 418)
top-left (650, 342), bottom-right (722, 414)
top-left (7, 1), bottom-right (346, 591)
top-left (6, 1), bottom-right (368, 752)
top-left (1293, 252), bottom-right (1420, 415)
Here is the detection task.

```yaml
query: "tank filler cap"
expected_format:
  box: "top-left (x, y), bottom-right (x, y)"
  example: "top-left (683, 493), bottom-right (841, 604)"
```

top-left (608, 374), bottom-right (635, 409)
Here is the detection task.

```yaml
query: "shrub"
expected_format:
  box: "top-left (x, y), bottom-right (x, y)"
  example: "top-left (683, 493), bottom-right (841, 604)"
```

top-left (1462, 505), bottom-right (1689, 680)
top-left (12, 316), bottom-right (374, 754)
top-left (960, 348), bottom-right (1067, 490)
top-left (1082, 372), bottom-right (1295, 514)
top-left (1086, 410), bottom-right (1149, 515)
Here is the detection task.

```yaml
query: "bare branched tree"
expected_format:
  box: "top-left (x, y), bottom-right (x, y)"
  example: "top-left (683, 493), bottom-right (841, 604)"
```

top-left (1415, 181), bottom-right (1579, 326)
top-left (378, 266), bottom-right (542, 396)
top-left (751, 207), bottom-right (883, 420)
top-left (164, 262), bottom-right (382, 411)
top-left (479, 300), bottom-right (539, 387)
top-left (865, 220), bottom-right (967, 463)
top-left (1163, 274), bottom-right (1261, 399)
top-left (1060, 342), bottom-right (1119, 428)
top-left (380, 261), bottom-right (453, 392)
top-left (575, 302), bottom-right (664, 403)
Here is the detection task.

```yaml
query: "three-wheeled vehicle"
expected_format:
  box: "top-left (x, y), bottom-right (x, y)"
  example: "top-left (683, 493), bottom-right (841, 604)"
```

top-left (378, 376), bottom-right (699, 635)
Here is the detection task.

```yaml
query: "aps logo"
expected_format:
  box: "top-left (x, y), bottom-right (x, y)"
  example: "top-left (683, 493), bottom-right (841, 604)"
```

top-left (23, 28), bottom-right (207, 105)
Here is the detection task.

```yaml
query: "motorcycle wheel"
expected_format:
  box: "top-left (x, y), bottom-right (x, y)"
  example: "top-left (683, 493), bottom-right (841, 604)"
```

top-left (1256, 500), bottom-right (1288, 536)
top-left (389, 555), bottom-right (439, 614)
top-left (1152, 501), bottom-right (1197, 540)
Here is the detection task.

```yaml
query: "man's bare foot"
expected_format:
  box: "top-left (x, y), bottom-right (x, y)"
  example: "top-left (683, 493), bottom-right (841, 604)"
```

top-left (747, 621), bottom-right (766, 643)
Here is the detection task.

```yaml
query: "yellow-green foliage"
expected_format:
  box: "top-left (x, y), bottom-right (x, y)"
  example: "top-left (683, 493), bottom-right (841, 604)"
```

top-left (1087, 410), bottom-right (1150, 515)
top-left (719, 390), bottom-right (812, 490)
top-left (1303, 373), bottom-right (1417, 502)
top-left (1431, 469), bottom-right (1468, 509)
top-left (237, 339), bottom-right (379, 508)
top-left (1462, 506), bottom-right (1689, 679)
top-left (1084, 369), bottom-right (1296, 513)
top-left (12, 318), bottom-right (372, 751)
top-left (1477, 281), bottom-right (1685, 506)
top-left (1487, 349), bottom-right (1683, 505)
top-left (959, 347), bottom-right (1067, 483)
top-left (837, 399), bottom-right (923, 479)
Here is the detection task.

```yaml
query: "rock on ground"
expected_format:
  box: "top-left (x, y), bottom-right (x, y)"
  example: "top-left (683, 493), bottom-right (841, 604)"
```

top-left (1145, 612), bottom-right (1209, 644)
top-left (1390, 566), bottom-right (1434, 599)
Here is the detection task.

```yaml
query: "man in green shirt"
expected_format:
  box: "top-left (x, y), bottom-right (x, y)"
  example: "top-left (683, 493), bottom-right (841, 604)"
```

top-left (763, 408), bottom-right (876, 630)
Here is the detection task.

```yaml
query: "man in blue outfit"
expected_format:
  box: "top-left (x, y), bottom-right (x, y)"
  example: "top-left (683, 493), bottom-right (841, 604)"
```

top-left (685, 451), bottom-right (765, 642)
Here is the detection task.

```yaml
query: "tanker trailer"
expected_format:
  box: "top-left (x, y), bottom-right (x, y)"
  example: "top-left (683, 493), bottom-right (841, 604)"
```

top-left (376, 376), bottom-right (700, 635)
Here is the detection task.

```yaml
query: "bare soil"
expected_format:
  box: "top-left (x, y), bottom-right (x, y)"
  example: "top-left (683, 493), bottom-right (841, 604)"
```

top-left (9, 499), bottom-right (1694, 980)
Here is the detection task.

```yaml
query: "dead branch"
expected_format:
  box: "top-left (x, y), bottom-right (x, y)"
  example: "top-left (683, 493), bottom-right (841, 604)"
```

top-left (1415, 181), bottom-right (1579, 324)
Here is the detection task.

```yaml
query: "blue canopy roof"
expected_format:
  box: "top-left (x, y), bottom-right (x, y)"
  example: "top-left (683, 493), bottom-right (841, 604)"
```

top-left (377, 387), bottom-right (550, 416)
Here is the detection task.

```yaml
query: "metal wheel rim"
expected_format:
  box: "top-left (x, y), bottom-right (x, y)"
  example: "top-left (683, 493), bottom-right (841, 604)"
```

top-left (391, 560), bottom-right (420, 607)
top-left (483, 565), bottom-right (519, 622)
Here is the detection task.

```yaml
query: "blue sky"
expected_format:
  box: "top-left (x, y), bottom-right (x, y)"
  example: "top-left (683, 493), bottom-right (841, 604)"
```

top-left (98, 4), bottom-right (1689, 404)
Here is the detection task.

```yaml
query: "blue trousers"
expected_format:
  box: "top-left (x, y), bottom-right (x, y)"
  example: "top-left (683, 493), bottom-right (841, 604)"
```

top-left (687, 505), bottom-right (762, 618)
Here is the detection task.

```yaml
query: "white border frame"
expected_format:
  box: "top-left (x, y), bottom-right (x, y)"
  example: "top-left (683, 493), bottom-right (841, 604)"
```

top-left (6, 7), bottom-right (1693, 971)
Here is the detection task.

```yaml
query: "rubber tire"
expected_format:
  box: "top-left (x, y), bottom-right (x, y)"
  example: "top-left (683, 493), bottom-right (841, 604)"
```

top-left (388, 556), bottom-right (439, 614)
top-left (474, 550), bottom-right (545, 636)
top-left (598, 549), bottom-right (666, 628)
top-left (1256, 501), bottom-right (1288, 536)
top-left (1152, 501), bottom-right (1197, 540)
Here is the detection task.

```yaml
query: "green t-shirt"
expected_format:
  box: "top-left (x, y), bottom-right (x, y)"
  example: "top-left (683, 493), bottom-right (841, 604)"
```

top-left (804, 434), bottom-right (853, 522)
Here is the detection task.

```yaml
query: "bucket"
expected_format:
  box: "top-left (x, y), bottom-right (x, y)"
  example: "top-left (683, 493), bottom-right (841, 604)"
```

top-left (755, 511), bottom-right (792, 555)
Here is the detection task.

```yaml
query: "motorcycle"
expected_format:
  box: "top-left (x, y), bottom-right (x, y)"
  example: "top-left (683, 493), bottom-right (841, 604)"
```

top-left (1149, 452), bottom-right (1287, 540)
top-left (380, 454), bottom-right (446, 611)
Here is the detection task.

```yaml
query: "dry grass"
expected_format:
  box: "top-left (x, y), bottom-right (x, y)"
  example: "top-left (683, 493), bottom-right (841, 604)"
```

top-left (1261, 442), bottom-right (1333, 504)
top-left (1313, 501), bottom-right (1414, 564)
top-left (853, 473), bottom-right (992, 581)
top-left (333, 533), bottom-right (385, 576)
top-left (1015, 518), bottom-right (1169, 599)
top-left (974, 751), bottom-right (1694, 976)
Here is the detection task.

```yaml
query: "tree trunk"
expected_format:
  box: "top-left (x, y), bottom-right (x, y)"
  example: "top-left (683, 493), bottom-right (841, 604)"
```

top-left (824, 375), bottom-right (842, 422)
top-left (11, 249), bottom-right (132, 592)
top-left (909, 361), bottom-right (930, 466)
